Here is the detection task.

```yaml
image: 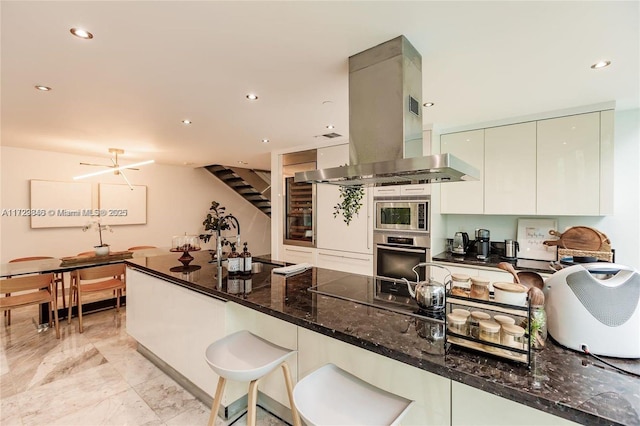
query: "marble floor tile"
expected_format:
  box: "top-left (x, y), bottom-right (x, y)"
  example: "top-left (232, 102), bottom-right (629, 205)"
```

top-left (10, 341), bottom-right (107, 394)
top-left (133, 371), bottom-right (204, 421)
top-left (164, 399), bottom-right (213, 425)
top-left (1, 305), bottom-right (287, 426)
top-left (18, 362), bottom-right (130, 425)
top-left (0, 394), bottom-right (22, 426)
top-left (0, 372), bottom-right (17, 399)
top-left (47, 388), bottom-right (162, 426)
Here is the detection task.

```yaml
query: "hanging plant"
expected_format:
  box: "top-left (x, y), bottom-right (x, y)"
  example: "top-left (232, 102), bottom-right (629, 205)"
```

top-left (333, 185), bottom-right (364, 226)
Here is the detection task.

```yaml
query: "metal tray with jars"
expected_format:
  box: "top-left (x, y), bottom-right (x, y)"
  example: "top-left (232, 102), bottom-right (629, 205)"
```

top-left (444, 289), bottom-right (533, 367)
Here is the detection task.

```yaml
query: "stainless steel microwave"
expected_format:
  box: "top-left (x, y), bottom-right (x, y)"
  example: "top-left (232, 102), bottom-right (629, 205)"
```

top-left (374, 198), bottom-right (429, 233)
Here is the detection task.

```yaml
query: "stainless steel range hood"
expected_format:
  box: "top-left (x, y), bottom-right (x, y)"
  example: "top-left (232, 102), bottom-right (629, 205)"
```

top-left (295, 36), bottom-right (478, 186)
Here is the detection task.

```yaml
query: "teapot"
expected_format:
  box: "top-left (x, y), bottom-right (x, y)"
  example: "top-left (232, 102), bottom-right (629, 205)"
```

top-left (402, 262), bottom-right (451, 311)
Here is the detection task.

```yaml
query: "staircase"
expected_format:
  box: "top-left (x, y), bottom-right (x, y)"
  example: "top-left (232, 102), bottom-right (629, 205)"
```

top-left (205, 165), bottom-right (271, 217)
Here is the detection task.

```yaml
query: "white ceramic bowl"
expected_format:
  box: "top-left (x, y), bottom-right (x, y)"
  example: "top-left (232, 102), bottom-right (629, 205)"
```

top-left (492, 282), bottom-right (528, 306)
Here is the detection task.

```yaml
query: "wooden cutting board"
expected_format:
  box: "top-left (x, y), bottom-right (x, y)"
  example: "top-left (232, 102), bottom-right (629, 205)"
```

top-left (543, 227), bottom-right (611, 251)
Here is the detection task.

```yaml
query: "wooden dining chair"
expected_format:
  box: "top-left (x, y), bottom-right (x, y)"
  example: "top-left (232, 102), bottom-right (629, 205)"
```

top-left (68, 263), bottom-right (126, 333)
top-left (0, 273), bottom-right (60, 338)
top-left (7, 256), bottom-right (65, 325)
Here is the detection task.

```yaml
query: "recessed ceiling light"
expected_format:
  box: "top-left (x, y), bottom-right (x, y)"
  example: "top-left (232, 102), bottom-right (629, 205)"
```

top-left (246, 93), bottom-right (258, 101)
top-left (590, 60), bottom-right (611, 69)
top-left (237, 160), bottom-right (248, 165)
top-left (70, 28), bottom-right (94, 39)
top-left (262, 139), bottom-right (270, 143)
top-left (35, 85), bottom-right (51, 91)
top-left (423, 102), bottom-right (435, 107)
top-left (326, 124), bottom-right (335, 129)
top-left (182, 119), bottom-right (192, 125)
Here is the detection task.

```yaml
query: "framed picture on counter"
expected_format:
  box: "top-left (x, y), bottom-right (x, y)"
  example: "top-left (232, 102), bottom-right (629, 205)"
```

top-left (517, 218), bottom-right (558, 261)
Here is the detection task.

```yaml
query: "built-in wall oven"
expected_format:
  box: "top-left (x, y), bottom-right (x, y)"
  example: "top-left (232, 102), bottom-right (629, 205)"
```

top-left (374, 195), bottom-right (431, 301)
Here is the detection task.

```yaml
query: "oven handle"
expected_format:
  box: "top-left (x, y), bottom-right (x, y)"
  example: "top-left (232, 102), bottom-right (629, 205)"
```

top-left (377, 244), bottom-right (427, 254)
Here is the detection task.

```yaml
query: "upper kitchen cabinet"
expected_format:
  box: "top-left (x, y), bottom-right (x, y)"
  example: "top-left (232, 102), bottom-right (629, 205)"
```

top-left (316, 144), bottom-right (373, 255)
top-left (440, 129), bottom-right (485, 214)
top-left (484, 122), bottom-right (537, 215)
top-left (537, 111), bottom-right (613, 215)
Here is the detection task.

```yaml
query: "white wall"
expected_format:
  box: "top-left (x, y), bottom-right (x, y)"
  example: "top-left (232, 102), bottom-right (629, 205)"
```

top-left (441, 108), bottom-right (640, 269)
top-left (0, 147), bottom-right (271, 262)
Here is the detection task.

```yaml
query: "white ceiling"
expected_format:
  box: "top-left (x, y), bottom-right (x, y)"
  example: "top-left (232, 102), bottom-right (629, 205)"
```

top-left (2, 1), bottom-right (638, 171)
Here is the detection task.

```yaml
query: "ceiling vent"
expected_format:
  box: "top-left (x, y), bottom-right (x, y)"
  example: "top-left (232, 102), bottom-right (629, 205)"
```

top-left (322, 132), bottom-right (342, 139)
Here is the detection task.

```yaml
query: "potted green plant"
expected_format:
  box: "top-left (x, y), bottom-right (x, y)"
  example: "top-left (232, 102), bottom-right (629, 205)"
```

top-left (333, 185), bottom-right (364, 226)
top-left (199, 201), bottom-right (238, 257)
top-left (82, 220), bottom-right (113, 256)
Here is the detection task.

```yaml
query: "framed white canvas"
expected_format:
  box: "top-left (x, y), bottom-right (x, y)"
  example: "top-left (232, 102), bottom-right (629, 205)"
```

top-left (99, 183), bottom-right (147, 225)
top-left (517, 218), bottom-right (558, 261)
top-left (30, 180), bottom-right (93, 228)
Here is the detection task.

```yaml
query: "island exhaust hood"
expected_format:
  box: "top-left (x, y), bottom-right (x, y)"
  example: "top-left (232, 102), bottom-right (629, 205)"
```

top-left (295, 36), bottom-right (478, 186)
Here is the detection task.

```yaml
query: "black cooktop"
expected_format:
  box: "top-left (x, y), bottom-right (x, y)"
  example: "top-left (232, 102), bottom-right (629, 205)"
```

top-left (308, 275), bottom-right (444, 322)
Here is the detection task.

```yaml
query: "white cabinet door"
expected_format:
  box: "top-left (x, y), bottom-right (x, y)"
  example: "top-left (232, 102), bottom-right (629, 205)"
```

top-left (316, 144), bottom-right (372, 254)
top-left (599, 110), bottom-right (614, 215)
top-left (452, 381), bottom-right (578, 425)
top-left (282, 245), bottom-right (316, 264)
top-left (297, 327), bottom-right (451, 426)
top-left (316, 249), bottom-right (373, 275)
top-left (126, 267), bottom-right (226, 399)
top-left (536, 112), bottom-right (601, 215)
top-left (484, 122), bottom-right (536, 215)
top-left (440, 129), bottom-right (484, 214)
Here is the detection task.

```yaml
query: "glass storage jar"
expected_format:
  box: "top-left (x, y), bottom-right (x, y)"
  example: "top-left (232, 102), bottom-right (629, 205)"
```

top-left (451, 273), bottom-right (471, 297)
top-left (447, 313), bottom-right (468, 336)
top-left (501, 324), bottom-right (526, 350)
top-left (469, 311), bottom-right (491, 339)
top-left (452, 308), bottom-right (470, 320)
top-left (479, 320), bottom-right (501, 350)
top-left (493, 314), bottom-right (516, 326)
top-left (470, 277), bottom-right (491, 300)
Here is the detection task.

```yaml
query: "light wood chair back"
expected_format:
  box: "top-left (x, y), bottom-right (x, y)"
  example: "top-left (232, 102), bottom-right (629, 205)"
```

top-left (9, 256), bottom-right (54, 263)
top-left (127, 246), bottom-right (157, 251)
top-left (0, 273), bottom-right (60, 338)
top-left (6, 256), bottom-right (66, 324)
top-left (69, 264), bottom-right (126, 333)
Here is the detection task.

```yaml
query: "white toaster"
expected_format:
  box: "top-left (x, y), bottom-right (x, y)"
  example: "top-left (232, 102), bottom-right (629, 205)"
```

top-left (544, 263), bottom-right (640, 358)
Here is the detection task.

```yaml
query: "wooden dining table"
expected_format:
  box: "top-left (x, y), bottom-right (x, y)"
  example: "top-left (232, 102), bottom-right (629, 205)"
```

top-left (0, 249), bottom-right (163, 323)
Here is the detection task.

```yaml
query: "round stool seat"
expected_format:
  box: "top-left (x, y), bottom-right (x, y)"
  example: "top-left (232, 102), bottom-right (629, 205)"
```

top-left (205, 330), bottom-right (295, 382)
top-left (294, 363), bottom-right (414, 426)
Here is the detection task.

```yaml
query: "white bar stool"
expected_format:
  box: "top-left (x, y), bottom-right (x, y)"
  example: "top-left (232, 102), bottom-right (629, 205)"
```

top-left (293, 363), bottom-right (415, 426)
top-left (204, 330), bottom-right (301, 426)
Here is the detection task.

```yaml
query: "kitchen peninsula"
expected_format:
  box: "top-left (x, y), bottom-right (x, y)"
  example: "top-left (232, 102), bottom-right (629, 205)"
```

top-left (125, 251), bottom-right (639, 426)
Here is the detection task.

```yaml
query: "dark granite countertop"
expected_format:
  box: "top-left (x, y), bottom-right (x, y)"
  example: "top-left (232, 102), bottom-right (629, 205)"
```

top-left (126, 251), bottom-right (640, 426)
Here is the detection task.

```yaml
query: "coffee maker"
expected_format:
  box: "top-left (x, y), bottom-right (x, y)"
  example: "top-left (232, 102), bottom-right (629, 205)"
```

top-left (475, 229), bottom-right (490, 260)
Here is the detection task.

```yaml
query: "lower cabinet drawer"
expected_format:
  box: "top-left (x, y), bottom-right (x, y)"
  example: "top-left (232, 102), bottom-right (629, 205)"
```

top-left (282, 245), bottom-right (316, 265)
top-left (316, 249), bottom-right (373, 275)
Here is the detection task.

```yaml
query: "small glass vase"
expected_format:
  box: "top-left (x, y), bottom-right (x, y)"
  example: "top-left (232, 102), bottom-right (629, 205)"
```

top-left (530, 305), bottom-right (547, 350)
